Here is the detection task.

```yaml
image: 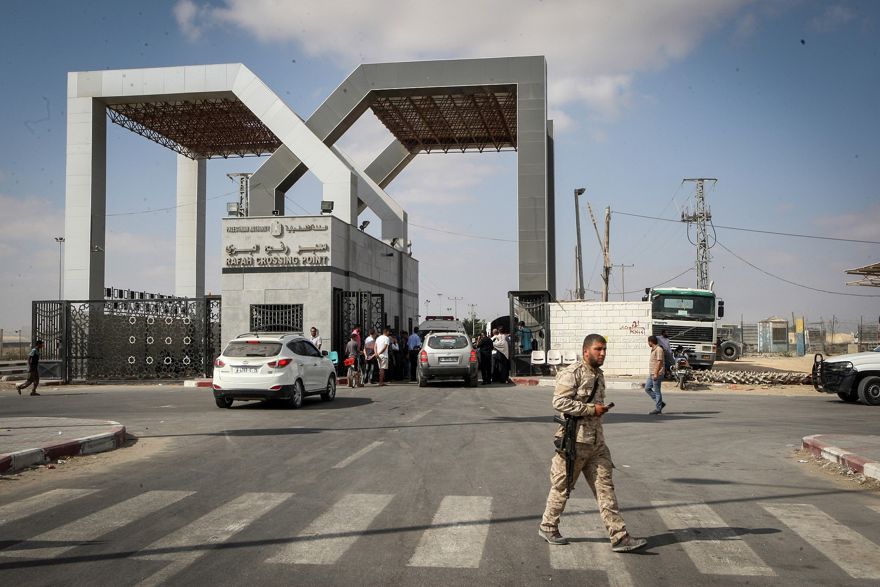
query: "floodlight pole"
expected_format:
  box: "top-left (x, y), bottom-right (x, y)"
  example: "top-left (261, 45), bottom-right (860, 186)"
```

top-left (54, 237), bottom-right (65, 300)
top-left (574, 188), bottom-right (586, 300)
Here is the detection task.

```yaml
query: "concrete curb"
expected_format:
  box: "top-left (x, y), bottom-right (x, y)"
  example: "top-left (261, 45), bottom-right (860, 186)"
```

top-left (0, 421), bottom-right (127, 475)
top-left (802, 434), bottom-right (880, 483)
top-left (184, 379), bottom-right (213, 388)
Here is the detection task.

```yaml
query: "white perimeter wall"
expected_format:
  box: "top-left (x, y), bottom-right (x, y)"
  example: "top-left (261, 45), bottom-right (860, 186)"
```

top-left (550, 300), bottom-right (652, 377)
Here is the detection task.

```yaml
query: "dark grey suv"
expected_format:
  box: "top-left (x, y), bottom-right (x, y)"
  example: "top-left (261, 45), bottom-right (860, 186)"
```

top-left (417, 331), bottom-right (478, 387)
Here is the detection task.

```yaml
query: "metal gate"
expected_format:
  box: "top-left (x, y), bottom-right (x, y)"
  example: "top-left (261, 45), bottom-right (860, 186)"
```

top-left (333, 290), bottom-right (385, 355)
top-left (32, 296), bottom-right (221, 382)
top-left (508, 290), bottom-right (551, 375)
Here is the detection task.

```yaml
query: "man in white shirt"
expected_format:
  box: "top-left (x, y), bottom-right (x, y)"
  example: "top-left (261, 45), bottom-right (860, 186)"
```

top-left (375, 327), bottom-right (391, 386)
top-left (309, 326), bottom-right (322, 351)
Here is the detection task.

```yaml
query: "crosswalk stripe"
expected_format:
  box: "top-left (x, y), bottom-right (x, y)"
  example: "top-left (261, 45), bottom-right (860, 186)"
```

top-left (331, 441), bottom-right (383, 469)
top-left (266, 493), bottom-right (394, 565)
top-left (135, 492), bottom-right (292, 587)
top-left (762, 503), bottom-right (880, 579)
top-left (408, 496), bottom-right (492, 569)
top-left (0, 490), bottom-right (194, 559)
top-left (0, 489), bottom-right (99, 527)
top-left (548, 499), bottom-right (633, 586)
top-left (653, 501), bottom-right (774, 576)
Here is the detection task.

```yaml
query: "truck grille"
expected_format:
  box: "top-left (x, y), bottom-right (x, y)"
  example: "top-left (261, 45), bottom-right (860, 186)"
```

top-left (652, 324), bottom-right (714, 343)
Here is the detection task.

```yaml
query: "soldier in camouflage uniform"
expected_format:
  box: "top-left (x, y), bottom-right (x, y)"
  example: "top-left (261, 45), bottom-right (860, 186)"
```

top-left (538, 333), bottom-right (647, 552)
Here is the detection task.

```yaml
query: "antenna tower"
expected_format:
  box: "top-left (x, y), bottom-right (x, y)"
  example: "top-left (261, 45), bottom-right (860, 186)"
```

top-left (681, 178), bottom-right (717, 290)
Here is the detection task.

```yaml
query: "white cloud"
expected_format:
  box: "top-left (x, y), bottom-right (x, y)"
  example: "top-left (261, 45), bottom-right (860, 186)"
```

top-left (811, 4), bottom-right (856, 33)
top-left (176, 0), bottom-right (752, 124)
top-left (174, 0), bottom-right (206, 41)
top-left (812, 202), bottom-right (880, 243)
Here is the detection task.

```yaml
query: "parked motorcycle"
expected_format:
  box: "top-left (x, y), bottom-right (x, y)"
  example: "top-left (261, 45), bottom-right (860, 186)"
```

top-left (670, 345), bottom-right (693, 390)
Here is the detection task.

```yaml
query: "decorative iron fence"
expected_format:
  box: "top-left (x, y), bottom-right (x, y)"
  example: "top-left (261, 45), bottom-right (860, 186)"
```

top-left (333, 290), bottom-right (385, 356)
top-left (32, 296), bottom-right (221, 382)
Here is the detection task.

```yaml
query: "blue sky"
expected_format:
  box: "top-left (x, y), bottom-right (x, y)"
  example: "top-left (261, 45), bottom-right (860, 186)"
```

top-left (1, 0), bottom-right (878, 339)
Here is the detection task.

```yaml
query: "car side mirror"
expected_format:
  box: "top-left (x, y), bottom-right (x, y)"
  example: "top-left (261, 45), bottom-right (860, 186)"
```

top-left (718, 300), bottom-right (725, 318)
top-left (322, 350), bottom-right (328, 356)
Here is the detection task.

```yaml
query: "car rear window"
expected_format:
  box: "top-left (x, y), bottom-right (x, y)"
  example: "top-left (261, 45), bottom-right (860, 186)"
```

top-left (427, 335), bottom-right (469, 350)
top-left (224, 341), bottom-right (282, 357)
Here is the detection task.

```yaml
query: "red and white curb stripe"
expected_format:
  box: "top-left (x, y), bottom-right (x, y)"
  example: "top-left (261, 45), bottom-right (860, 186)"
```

top-left (802, 434), bottom-right (880, 482)
top-left (0, 422), bottom-right (126, 475)
top-left (183, 379), bottom-right (213, 388)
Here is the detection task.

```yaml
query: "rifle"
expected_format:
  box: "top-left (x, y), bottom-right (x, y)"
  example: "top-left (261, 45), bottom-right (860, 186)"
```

top-left (553, 414), bottom-right (580, 497)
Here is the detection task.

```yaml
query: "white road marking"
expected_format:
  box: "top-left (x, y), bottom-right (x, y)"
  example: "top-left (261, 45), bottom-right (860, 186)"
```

top-left (408, 496), bottom-right (493, 569)
top-left (266, 493), bottom-right (394, 565)
top-left (331, 441), bottom-right (383, 469)
top-left (762, 502), bottom-right (880, 579)
top-left (0, 490), bottom-right (194, 559)
top-left (0, 489), bottom-right (98, 527)
top-left (653, 501), bottom-right (774, 576)
top-left (549, 499), bottom-right (633, 586)
top-left (403, 410), bottom-right (431, 423)
top-left (135, 492), bottom-right (292, 587)
top-left (869, 505), bottom-right (880, 515)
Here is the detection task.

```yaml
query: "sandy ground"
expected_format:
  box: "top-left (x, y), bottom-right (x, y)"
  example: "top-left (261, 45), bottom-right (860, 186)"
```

top-left (713, 354), bottom-right (816, 373)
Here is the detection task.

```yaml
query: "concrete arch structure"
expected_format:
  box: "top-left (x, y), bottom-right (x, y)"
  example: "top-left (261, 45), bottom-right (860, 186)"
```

top-left (64, 63), bottom-right (406, 300)
top-left (249, 56), bottom-right (555, 295)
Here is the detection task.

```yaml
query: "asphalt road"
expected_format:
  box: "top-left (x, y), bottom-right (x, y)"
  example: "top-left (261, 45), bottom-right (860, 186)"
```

top-left (1, 382), bottom-right (880, 586)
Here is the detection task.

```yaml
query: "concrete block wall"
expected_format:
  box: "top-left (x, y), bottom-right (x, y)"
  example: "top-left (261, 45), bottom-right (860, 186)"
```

top-left (550, 300), bottom-right (652, 377)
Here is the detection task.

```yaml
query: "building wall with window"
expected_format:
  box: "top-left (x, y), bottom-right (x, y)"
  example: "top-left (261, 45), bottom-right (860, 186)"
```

top-left (221, 215), bottom-right (418, 351)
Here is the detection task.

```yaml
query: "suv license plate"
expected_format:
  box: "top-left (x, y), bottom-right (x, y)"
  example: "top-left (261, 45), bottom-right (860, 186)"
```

top-left (439, 357), bottom-right (458, 363)
top-left (233, 366), bottom-right (259, 374)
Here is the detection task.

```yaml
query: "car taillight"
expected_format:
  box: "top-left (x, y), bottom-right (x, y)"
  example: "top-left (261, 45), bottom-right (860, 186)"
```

top-left (419, 350), bottom-right (428, 363)
top-left (212, 383), bottom-right (222, 390)
top-left (268, 358), bottom-right (292, 368)
top-left (214, 358), bottom-right (225, 367)
top-left (269, 384), bottom-right (282, 391)
top-left (469, 350), bottom-right (477, 363)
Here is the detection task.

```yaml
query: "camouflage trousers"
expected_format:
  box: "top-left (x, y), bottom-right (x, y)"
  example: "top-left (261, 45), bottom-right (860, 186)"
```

top-left (540, 441), bottom-right (628, 543)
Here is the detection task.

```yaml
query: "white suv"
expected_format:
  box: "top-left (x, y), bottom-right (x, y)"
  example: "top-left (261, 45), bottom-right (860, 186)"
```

top-left (212, 333), bottom-right (336, 409)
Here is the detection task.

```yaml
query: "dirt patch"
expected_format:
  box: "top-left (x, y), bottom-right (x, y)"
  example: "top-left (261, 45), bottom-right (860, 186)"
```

top-left (714, 354), bottom-right (816, 373)
top-left (0, 434), bottom-right (175, 488)
top-left (790, 447), bottom-right (880, 492)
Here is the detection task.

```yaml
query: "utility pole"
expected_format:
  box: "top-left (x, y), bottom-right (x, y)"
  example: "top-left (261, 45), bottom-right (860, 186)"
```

top-left (681, 178), bottom-right (717, 290)
top-left (574, 188), bottom-right (586, 299)
top-left (424, 299), bottom-right (431, 318)
top-left (448, 296), bottom-right (464, 320)
top-left (587, 202), bottom-right (612, 302)
top-left (614, 264), bottom-right (634, 301)
top-left (467, 303), bottom-right (478, 338)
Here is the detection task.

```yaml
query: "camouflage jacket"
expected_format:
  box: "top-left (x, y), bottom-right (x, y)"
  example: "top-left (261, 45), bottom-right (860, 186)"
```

top-left (552, 360), bottom-right (606, 445)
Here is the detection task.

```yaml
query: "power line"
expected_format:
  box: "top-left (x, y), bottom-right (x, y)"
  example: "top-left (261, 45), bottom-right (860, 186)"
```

top-left (409, 221), bottom-right (517, 243)
top-left (613, 210), bottom-right (880, 245)
top-left (106, 189), bottom-right (239, 217)
top-left (583, 266), bottom-right (694, 296)
top-left (715, 239), bottom-right (880, 298)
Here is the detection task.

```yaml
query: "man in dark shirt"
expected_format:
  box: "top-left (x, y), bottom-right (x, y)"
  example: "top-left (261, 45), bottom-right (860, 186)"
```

top-left (16, 340), bottom-right (44, 396)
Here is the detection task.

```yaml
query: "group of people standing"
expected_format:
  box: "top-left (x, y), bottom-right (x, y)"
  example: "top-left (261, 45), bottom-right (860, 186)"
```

top-left (344, 324), bottom-right (422, 387)
top-left (475, 328), bottom-right (514, 385)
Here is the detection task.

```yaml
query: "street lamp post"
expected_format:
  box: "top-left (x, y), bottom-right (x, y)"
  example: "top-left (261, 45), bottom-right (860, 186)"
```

top-left (424, 299), bottom-right (431, 318)
top-left (574, 188), bottom-right (586, 300)
top-left (54, 236), bottom-right (65, 300)
top-left (14, 329), bottom-right (22, 360)
top-left (436, 293), bottom-right (443, 315)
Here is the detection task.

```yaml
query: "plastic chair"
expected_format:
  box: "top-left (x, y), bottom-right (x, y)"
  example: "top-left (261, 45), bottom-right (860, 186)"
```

top-left (562, 350), bottom-right (579, 365)
top-left (530, 350), bottom-right (546, 375)
top-left (328, 351), bottom-right (339, 373)
top-left (546, 349), bottom-right (563, 366)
